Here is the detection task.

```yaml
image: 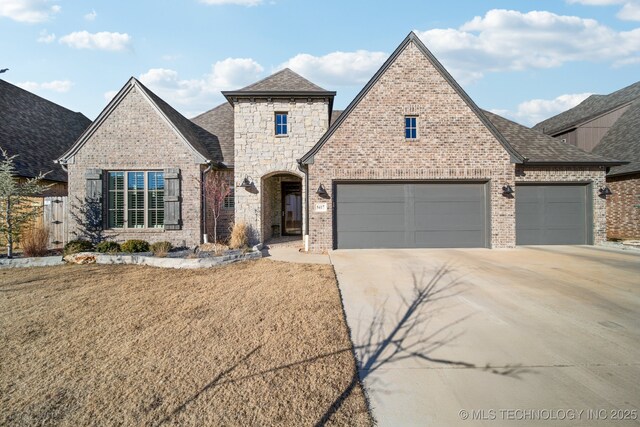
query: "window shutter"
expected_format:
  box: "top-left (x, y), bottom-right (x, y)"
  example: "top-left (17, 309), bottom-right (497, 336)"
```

top-left (164, 168), bottom-right (181, 230)
top-left (85, 169), bottom-right (103, 200)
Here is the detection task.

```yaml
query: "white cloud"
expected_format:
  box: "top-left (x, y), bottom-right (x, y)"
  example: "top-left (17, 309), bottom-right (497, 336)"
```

top-left (567, 0), bottom-right (640, 21)
top-left (136, 58), bottom-right (264, 115)
top-left (84, 9), bottom-right (97, 21)
top-left (415, 9), bottom-right (640, 84)
top-left (59, 31), bottom-right (132, 51)
top-left (493, 93), bottom-right (593, 126)
top-left (18, 80), bottom-right (73, 93)
top-left (37, 29), bottom-right (55, 43)
top-left (279, 50), bottom-right (388, 87)
top-left (103, 90), bottom-right (118, 102)
top-left (199, 0), bottom-right (262, 5)
top-left (0, 0), bottom-right (60, 23)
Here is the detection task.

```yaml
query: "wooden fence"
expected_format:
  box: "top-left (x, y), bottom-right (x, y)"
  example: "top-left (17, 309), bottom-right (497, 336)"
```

top-left (43, 196), bottom-right (67, 249)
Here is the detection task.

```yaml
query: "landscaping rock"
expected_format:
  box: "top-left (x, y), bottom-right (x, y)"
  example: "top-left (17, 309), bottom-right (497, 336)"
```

top-left (63, 252), bottom-right (97, 264)
top-left (0, 256), bottom-right (64, 269)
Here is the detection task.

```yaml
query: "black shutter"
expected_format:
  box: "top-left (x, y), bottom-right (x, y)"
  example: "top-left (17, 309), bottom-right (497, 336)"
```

top-left (164, 168), bottom-right (181, 230)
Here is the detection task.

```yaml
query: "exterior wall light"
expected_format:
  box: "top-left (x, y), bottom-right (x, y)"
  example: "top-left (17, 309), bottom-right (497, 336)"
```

top-left (316, 184), bottom-right (329, 198)
top-left (502, 184), bottom-right (514, 197)
top-left (599, 186), bottom-right (613, 197)
top-left (238, 176), bottom-right (253, 189)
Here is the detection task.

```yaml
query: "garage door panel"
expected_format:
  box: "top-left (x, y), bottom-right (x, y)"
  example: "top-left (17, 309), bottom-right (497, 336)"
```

top-left (336, 185), bottom-right (404, 203)
top-left (516, 185), bottom-right (589, 245)
top-left (415, 230), bottom-right (485, 248)
top-left (338, 202), bottom-right (404, 215)
top-left (337, 213), bottom-right (406, 232)
top-left (335, 182), bottom-right (487, 249)
top-left (338, 231), bottom-right (409, 249)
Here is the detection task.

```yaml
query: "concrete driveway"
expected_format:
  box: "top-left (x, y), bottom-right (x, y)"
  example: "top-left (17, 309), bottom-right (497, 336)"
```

top-left (330, 246), bottom-right (640, 426)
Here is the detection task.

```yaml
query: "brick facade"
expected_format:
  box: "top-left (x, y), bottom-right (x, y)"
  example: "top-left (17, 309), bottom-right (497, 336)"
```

top-left (67, 85), bottom-right (204, 248)
top-left (515, 165), bottom-right (608, 244)
top-left (233, 99), bottom-right (329, 243)
top-left (606, 173), bottom-right (640, 239)
top-left (307, 40), bottom-right (515, 252)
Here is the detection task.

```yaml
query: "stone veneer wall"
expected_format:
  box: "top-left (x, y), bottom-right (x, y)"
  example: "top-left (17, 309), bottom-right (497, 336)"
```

top-left (233, 98), bottom-right (329, 243)
top-left (515, 165), bottom-right (608, 244)
top-left (605, 173), bottom-right (640, 240)
top-left (307, 40), bottom-right (515, 252)
top-left (67, 85), bottom-right (204, 248)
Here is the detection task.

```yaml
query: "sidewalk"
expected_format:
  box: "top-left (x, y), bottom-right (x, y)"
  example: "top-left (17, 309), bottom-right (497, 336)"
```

top-left (261, 238), bottom-right (330, 265)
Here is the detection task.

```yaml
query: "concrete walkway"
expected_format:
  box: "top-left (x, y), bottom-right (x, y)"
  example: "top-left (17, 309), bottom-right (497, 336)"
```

top-left (330, 246), bottom-right (640, 426)
top-left (261, 245), bottom-right (330, 264)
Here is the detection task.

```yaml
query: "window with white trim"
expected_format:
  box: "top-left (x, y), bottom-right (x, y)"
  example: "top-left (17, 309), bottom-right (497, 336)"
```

top-left (275, 112), bottom-right (288, 135)
top-left (107, 171), bottom-right (164, 229)
top-left (405, 116), bottom-right (417, 139)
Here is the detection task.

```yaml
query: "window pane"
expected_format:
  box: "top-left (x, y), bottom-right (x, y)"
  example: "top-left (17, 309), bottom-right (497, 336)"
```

top-left (128, 172), bottom-right (144, 190)
top-left (108, 172), bottom-right (124, 228)
top-left (147, 171), bottom-right (164, 228)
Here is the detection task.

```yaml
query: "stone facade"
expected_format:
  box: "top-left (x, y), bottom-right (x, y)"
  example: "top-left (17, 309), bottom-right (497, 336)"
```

top-left (515, 165), bottom-right (608, 244)
top-left (307, 40), bottom-right (515, 252)
top-left (606, 173), bottom-right (640, 239)
top-left (67, 86), bottom-right (204, 247)
top-left (233, 99), bottom-right (329, 243)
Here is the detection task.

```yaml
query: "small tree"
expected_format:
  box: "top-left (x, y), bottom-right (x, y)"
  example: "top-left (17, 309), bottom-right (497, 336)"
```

top-left (204, 170), bottom-right (231, 243)
top-left (0, 148), bottom-right (52, 258)
top-left (70, 196), bottom-right (107, 245)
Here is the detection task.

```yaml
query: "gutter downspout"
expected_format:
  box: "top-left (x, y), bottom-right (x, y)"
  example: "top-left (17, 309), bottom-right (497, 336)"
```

top-left (54, 159), bottom-right (68, 173)
top-left (201, 160), bottom-right (213, 244)
top-left (297, 159), bottom-right (310, 252)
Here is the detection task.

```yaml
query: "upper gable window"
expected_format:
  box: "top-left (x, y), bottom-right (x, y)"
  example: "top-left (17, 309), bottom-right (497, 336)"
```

top-left (275, 113), bottom-right (288, 136)
top-left (405, 116), bottom-right (417, 139)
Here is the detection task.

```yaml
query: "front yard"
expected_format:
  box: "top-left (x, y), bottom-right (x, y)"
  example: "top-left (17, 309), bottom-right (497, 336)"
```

top-left (0, 260), bottom-right (372, 426)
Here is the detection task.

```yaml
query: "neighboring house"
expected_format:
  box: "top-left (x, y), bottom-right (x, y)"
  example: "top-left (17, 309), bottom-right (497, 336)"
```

top-left (0, 79), bottom-right (92, 247)
top-left (58, 32), bottom-right (621, 251)
top-left (534, 82), bottom-right (640, 240)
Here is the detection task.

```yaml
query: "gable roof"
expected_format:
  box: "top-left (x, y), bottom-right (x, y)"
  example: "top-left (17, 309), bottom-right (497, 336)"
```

top-left (533, 81), bottom-right (640, 135)
top-left (191, 102), bottom-right (234, 167)
top-left (0, 79), bottom-right (91, 182)
top-left (483, 111), bottom-right (623, 166)
top-left (300, 32), bottom-right (524, 165)
top-left (591, 101), bottom-right (640, 176)
top-left (222, 68), bottom-right (335, 105)
top-left (59, 78), bottom-right (222, 165)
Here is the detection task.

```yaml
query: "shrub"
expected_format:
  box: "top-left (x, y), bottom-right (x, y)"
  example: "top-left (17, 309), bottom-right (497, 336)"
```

top-left (150, 241), bottom-right (172, 257)
top-left (64, 239), bottom-right (94, 255)
top-left (96, 241), bottom-right (121, 254)
top-left (121, 239), bottom-right (149, 253)
top-left (228, 222), bottom-right (248, 249)
top-left (21, 226), bottom-right (49, 257)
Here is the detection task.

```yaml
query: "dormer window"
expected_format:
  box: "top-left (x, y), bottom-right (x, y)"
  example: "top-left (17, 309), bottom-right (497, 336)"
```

top-left (275, 112), bottom-right (288, 136)
top-left (405, 116), bottom-right (417, 139)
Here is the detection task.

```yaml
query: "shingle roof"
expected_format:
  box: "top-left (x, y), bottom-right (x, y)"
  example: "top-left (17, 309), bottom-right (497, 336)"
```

top-left (0, 79), bottom-right (91, 182)
top-left (135, 79), bottom-right (223, 163)
top-left (330, 110), bottom-right (343, 126)
top-left (591, 101), bottom-right (640, 176)
top-left (191, 102), bottom-right (234, 167)
top-left (231, 68), bottom-right (329, 93)
top-left (483, 110), bottom-right (623, 165)
top-left (533, 81), bottom-right (640, 135)
top-left (60, 78), bottom-right (223, 165)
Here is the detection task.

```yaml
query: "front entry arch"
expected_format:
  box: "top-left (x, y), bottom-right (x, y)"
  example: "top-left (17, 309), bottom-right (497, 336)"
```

top-left (261, 172), bottom-right (303, 241)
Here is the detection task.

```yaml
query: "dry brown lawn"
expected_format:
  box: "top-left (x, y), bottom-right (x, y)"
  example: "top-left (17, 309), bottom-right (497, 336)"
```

top-left (0, 260), bottom-right (372, 426)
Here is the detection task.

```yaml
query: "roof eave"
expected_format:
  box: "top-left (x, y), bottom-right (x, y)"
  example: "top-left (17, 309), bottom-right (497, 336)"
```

top-left (222, 90), bottom-right (336, 105)
top-left (522, 160), bottom-right (627, 167)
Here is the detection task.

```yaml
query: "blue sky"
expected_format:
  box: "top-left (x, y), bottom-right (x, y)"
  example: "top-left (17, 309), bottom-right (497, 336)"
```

top-left (1, 0), bottom-right (639, 125)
